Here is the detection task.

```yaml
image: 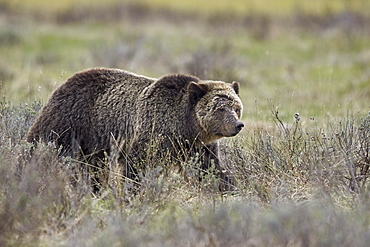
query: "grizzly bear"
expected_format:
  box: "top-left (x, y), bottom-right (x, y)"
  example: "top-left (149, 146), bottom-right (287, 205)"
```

top-left (27, 68), bottom-right (244, 188)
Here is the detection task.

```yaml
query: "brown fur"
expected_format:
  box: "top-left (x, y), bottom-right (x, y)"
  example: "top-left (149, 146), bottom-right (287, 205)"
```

top-left (27, 68), bottom-right (244, 187)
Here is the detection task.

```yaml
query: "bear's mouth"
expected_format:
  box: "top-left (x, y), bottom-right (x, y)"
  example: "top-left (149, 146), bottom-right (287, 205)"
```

top-left (227, 131), bottom-right (239, 137)
top-left (219, 130), bottom-right (238, 137)
top-left (221, 123), bottom-right (244, 137)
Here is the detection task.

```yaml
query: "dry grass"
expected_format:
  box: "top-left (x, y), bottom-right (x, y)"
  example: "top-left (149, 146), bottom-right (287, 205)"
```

top-left (1, 98), bottom-right (370, 246)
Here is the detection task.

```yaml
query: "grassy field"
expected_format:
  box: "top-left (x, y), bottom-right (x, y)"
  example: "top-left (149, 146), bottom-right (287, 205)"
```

top-left (1, 0), bottom-right (370, 246)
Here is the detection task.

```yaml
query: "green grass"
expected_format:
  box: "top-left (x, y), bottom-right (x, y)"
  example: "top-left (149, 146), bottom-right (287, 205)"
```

top-left (2, 19), bottom-right (369, 123)
top-left (3, 0), bottom-right (370, 17)
top-left (2, 2), bottom-right (368, 122)
top-left (1, 2), bottom-right (370, 246)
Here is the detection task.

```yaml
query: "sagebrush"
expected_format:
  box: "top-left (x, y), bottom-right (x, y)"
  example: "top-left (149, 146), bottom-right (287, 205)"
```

top-left (1, 100), bottom-right (370, 246)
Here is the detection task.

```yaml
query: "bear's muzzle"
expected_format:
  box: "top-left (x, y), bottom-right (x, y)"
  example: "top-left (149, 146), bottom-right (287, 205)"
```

top-left (235, 121), bottom-right (244, 134)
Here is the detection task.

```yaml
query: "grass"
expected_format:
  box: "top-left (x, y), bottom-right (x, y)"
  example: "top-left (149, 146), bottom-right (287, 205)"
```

top-left (1, 1), bottom-right (370, 246)
top-left (3, 0), bottom-right (370, 17)
top-left (1, 97), bottom-right (370, 246)
top-left (1, 1), bottom-right (369, 122)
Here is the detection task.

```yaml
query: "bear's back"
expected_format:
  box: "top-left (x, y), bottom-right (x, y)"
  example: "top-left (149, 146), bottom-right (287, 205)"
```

top-left (26, 68), bottom-right (156, 155)
top-left (61, 68), bottom-right (154, 97)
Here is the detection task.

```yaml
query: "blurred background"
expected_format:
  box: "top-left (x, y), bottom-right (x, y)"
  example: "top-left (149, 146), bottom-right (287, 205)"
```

top-left (1, 0), bottom-right (369, 125)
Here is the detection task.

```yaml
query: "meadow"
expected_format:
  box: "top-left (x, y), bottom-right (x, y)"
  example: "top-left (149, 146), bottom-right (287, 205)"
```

top-left (1, 0), bottom-right (370, 246)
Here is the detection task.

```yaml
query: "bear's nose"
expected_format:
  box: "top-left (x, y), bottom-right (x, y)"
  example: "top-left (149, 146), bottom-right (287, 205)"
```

top-left (235, 121), bottom-right (244, 133)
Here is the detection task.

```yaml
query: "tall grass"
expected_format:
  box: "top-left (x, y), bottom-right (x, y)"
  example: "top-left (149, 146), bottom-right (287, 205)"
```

top-left (1, 98), bottom-right (369, 246)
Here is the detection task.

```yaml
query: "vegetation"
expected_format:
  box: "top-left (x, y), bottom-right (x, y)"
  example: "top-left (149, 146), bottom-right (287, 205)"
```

top-left (1, 0), bottom-right (370, 246)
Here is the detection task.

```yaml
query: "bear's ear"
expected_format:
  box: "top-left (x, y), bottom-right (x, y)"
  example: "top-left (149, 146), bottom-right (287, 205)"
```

top-left (231, 81), bottom-right (240, 95)
top-left (188, 82), bottom-right (208, 104)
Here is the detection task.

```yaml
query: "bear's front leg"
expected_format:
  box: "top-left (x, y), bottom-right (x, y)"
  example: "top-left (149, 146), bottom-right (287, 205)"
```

top-left (202, 143), bottom-right (237, 191)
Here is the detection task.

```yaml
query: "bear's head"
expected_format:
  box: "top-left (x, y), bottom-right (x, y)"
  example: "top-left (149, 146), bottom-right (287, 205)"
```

top-left (188, 80), bottom-right (244, 144)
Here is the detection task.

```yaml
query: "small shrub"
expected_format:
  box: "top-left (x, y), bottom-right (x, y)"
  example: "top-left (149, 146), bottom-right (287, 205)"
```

top-left (2, 100), bottom-right (370, 246)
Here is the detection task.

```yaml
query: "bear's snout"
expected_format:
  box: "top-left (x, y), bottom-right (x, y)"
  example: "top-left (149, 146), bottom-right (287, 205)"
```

top-left (220, 120), bottom-right (244, 137)
top-left (235, 121), bottom-right (244, 133)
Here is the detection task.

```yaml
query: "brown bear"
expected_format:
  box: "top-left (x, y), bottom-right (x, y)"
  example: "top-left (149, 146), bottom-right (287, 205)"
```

top-left (27, 68), bottom-right (244, 188)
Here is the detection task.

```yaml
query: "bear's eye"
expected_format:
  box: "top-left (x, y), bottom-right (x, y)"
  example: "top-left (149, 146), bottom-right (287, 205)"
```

top-left (216, 99), bottom-right (228, 107)
top-left (235, 108), bottom-right (241, 116)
